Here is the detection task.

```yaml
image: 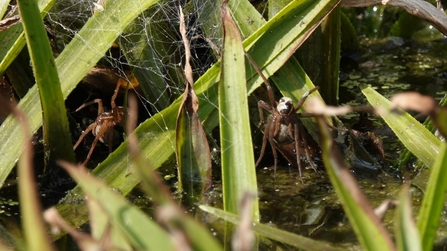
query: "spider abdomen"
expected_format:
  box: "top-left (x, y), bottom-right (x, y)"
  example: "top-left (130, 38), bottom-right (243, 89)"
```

top-left (93, 112), bottom-right (120, 146)
top-left (274, 123), bottom-right (294, 145)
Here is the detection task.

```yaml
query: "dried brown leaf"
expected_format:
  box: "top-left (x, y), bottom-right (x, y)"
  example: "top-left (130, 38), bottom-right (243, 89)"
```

top-left (390, 92), bottom-right (437, 115)
top-left (342, 0), bottom-right (447, 35)
top-left (175, 6), bottom-right (212, 196)
top-left (306, 98), bottom-right (353, 116)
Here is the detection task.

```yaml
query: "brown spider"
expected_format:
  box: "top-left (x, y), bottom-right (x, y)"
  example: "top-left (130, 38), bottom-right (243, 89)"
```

top-left (255, 86), bottom-right (320, 179)
top-left (73, 82), bottom-right (126, 166)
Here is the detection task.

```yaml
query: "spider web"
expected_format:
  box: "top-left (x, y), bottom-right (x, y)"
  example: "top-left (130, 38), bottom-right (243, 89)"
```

top-left (42, 0), bottom-right (271, 162)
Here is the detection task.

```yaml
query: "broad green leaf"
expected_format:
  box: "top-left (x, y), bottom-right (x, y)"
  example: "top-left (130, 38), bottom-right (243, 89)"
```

top-left (417, 142), bottom-right (447, 251)
top-left (340, 11), bottom-right (360, 52)
top-left (0, 0), bottom-right (55, 77)
top-left (200, 205), bottom-right (343, 251)
top-left (268, 0), bottom-right (291, 19)
top-left (389, 11), bottom-right (422, 38)
top-left (176, 94), bottom-right (212, 203)
top-left (316, 115), bottom-right (395, 251)
top-left (319, 5), bottom-right (341, 106)
top-left (18, 0), bottom-right (74, 167)
top-left (0, 24), bottom-right (25, 77)
top-left (5, 49), bottom-right (35, 98)
top-left (0, 0), bottom-right (161, 188)
top-left (0, 0), bottom-right (11, 18)
top-left (219, 1), bottom-right (258, 218)
top-left (296, 5), bottom-right (341, 106)
top-left (433, 106), bottom-right (447, 139)
top-left (397, 95), bottom-right (447, 169)
top-left (395, 185), bottom-right (421, 251)
top-left (231, 0), bottom-right (264, 38)
top-left (244, 0), bottom-right (341, 91)
top-left (60, 162), bottom-right (175, 251)
top-left (360, 84), bottom-right (440, 167)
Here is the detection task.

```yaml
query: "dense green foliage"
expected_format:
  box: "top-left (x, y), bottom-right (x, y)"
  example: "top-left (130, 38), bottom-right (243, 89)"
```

top-left (0, 0), bottom-right (446, 250)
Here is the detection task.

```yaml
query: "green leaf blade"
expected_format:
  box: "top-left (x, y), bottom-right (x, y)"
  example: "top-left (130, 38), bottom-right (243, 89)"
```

top-left (244, 0), bottom-right (340, 91)
top-left (176, 109), bottom-right (212, 203)
top-left (219, 2), bottom-right (259, 217)
top-left (0, 0), bottom-right (55, 77)
top-left (61, 162), bottom-right (175, 251)
top-left (417, 142), bottom-right (447, 251)
top-left (395, 186), bottom-right (421, 251)
top-left (18, 0), bottom-right (74, 165)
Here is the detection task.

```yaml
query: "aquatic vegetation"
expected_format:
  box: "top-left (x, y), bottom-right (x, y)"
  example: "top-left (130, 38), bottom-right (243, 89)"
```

top-left (1, 0), bottom-right (447, 250)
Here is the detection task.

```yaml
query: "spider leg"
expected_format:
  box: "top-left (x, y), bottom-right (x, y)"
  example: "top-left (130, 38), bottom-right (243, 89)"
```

top-left (293, 123), bottom-right (304, 182)
top-left (76, 99), bottom-right (105, 115)
top-left (257, 100), bottom-right (273, 127)
top-left (73, 123), bottom-right (96, 150)
top-left (269, 137), bottom-right (279, 178)
top-left (82, 122), bottom-right (110, 166)
top-left (255, 122), bottom-right (269, 167)
top-left (294, 87), bottom-right (320, 110)
top-left (299, 122), bottom-right (318, 173)
top-left (245, 52), bottom-right (277, 107)
top-left (273, 117), bottom-right (281, 136)
top-left (111, 80), bottom-right (121, 110)
top-left (265, 117), bottom-right (280, 177)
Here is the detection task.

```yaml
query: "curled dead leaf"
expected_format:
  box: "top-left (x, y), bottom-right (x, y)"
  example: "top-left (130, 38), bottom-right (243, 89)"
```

top-left (342, 0), bottom-right (447, 35)
top-left (390, 92), bottom-right (437, 115)
top-left (305, 98), bottom-right (353, 116)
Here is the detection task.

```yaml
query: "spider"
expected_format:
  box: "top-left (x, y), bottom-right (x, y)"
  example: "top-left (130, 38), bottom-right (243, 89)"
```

top-left (255, 85), bottom-right (320, 179)
top-left (73, 82), bottom-right (126, 166)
